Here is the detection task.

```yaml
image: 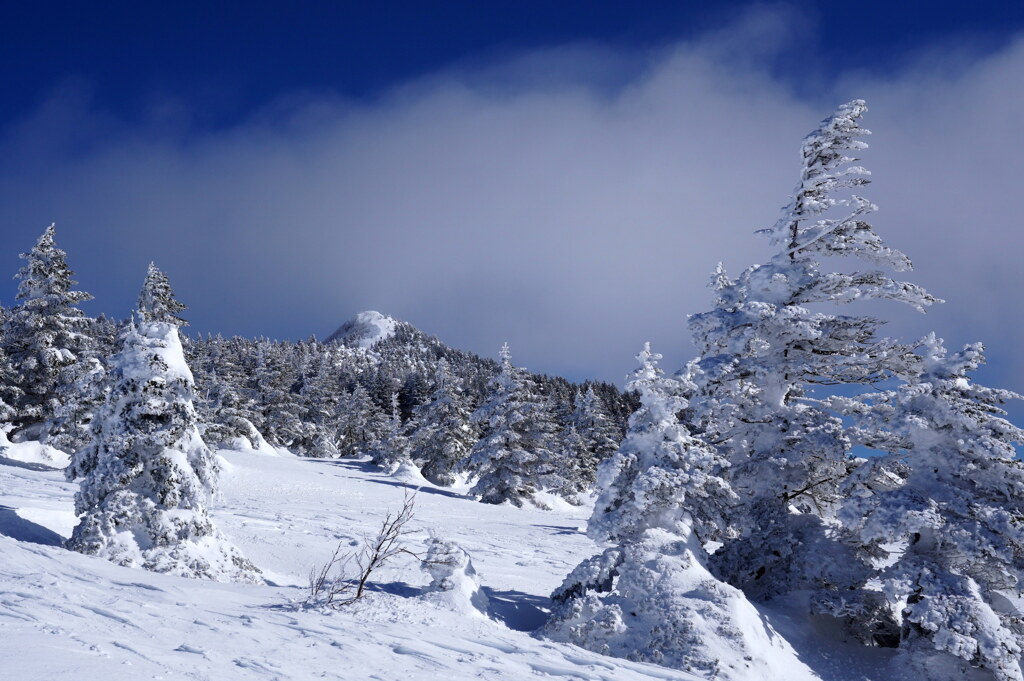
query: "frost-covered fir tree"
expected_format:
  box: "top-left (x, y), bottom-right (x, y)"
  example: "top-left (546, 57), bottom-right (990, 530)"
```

top-left (543, 345), bottom-right (812, 681)
top-left (835, 335), bottom-right (1024, 681)
top-left (555, 425), bottom-right (592, 503)
top-left (0, 342), bottom-right (21, 426)
top-left (199, 378), bottom-right (265, 452)
top-left (570, 386), bottom-right (621, 465)
top-left (466, 344), bottom-right (560, 507)
top-left (553, 387), bottom-right (621, 496)
top-left (587, 343), bottom-right (733, 546)
top-left (3, 224), bottom-right (94, 443)
top-left (687, 100), bottom-right (938, 600)
top-left (251, 341), bottom-right (306, 448)
top-left (369, 392), bottom-right (413, 472)
top-left (337, 384), bottom-right (386, 458)
top-left (137, 262), bottom-right (188, 326)
top-left (294, 348), bottom-right (343, 457)
top-left (67, 319), bottom-right (260, 583)
top-left (408, 359), bottom-right (476, 486)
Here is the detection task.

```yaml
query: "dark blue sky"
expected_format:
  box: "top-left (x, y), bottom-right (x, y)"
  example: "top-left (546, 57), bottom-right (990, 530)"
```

top-left (4, 1), bottom-right (1024, 129)
top-left (1, 1), bottom-right (1023, 404)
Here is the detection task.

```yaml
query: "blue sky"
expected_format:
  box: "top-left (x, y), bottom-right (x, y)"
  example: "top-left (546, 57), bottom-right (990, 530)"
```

top-left (3, 2), bottom-right (1023, 123)
top-left (1, 2), bottom-right (1023, 409)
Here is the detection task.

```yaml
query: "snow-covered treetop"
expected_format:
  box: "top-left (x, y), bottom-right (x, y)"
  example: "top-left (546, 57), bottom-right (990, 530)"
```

top-left (750, 100), bottom-right (939, 311)
top-left (14, 223), bottom-right (92, 307)
top-left (589, 342), bottom-right (732, 544)
top-left (137, 262), bottom-right (188, 327)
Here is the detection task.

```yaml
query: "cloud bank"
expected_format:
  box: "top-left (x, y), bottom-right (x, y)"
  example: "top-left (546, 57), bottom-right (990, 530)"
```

top-left (0, 9), bottom-right (1021, 411)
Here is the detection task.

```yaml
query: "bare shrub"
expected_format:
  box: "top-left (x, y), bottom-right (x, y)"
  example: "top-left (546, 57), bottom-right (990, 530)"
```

top-left (305, 490), bottom-right (419, 608)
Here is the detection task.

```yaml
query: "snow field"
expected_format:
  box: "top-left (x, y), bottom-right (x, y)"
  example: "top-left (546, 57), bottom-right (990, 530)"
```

top-left (1, 448), bottom-right (715, 681)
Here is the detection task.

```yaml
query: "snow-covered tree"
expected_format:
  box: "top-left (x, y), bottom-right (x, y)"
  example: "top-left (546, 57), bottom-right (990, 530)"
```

top-left (3, 224), bottom-right (94, 442)
top-left (294, 347), bottom-right (344, 457)
top-left (408, 359), bottom-right (475, 486)
top-left (686, 100), bottom-right (938, 600)
top-left (588, 343), bottom-right (733, 546)
top-left (835, 335), bottom-right (1024, 681)
top-left (570, 386), bottom-right (621, 464)
top-left (137, 262), bottom-right (188, 326)
top-left (466, 344), bottom-right (560, 507)
top-left (369, 392), bottom-right (412, 472)
top-left (66, 319), bottom-right (260, 583)
top-left (555, 425), bottom-right (592, 503)
top-left (0, 342), bottom-right (21, 426)
top-left (337, 384), bottom-right (386, 458)
top-left (552, 387), bottom-right (619, 496)
top-left (543, 345), bottom-right (811, 680)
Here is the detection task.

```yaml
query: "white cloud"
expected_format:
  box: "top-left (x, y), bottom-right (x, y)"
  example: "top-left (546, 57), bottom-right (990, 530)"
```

top-left (0, 10), bottom-right (1021, 410)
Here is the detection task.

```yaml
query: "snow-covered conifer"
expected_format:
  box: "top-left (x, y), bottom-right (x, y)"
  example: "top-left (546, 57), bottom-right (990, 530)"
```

top-left (570, 386), bottom-right (620, 464)
top-left (408, 359), bottom-right (475, 486)
top-left (3, 224), bottom-right (94, 441)
top-left (555, 425), bottom-right (591, 503)
top-left (420, 535), bottom-right (489, 616)
top-left (337, 384), bottom-right (386, 458)
top-left (836, 335), bottom-right (1024, 681)
top-left (466, 344), bottom-right (560, 507)
top-left (589, 343), bottom-right (733, 545)
top-left (137, 262), bottom-right (188, 326)
top-left (687, 100), bottom-right (938, 600)
top-left (543, 344), bottom-right (811, 680)
top-left (67, 319), bottom-right (260, 582)
top-left (0, 339), bottom-right (23, 426)
top-left (369, 392), bottom-right (413, 472)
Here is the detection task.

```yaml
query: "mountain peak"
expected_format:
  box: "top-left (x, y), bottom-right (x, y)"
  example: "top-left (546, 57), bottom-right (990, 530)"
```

top-left (326, 310), bottom-right (400, 348)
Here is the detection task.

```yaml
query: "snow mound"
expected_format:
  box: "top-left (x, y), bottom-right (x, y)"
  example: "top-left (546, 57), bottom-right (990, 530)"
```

top-left (420, 535), bottom-right (489, 617)
top-left (0, 429), bottom-right (70, 468)
top-left (390, 459), bottom-right (429, 484)
top-left (544, 528), bottom-right (820, 681)
top-left (326, 310), bottom-right (399, 348)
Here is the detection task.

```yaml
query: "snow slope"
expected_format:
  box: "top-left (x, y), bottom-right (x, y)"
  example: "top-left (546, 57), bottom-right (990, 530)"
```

top-left (0, 449), bottom-right (893, 680)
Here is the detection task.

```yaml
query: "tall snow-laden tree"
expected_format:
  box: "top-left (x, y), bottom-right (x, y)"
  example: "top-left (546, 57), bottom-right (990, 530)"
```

top-left (555, 425), bottom-right (592, 503)
top-left (369, 392), bottom-right (413, 473)
top-left (3, 224), bottom-right (94, 443)
top-left (337, 383), bottom-right (386, 458)
top-left (587, 343), bottom-right (733, 546)
top-left (571, 386), bottom-right (621, 463)
top-left (67, 319), bottom-right (260, 583)
top-left (557, 386), bottom-right (621, 494)
top-left (408, 358), bottom-right (476, 486)
top-left (466, 344), bottom-right (560, 507)
top-left (0, 342), bottom-right (22, 426)
top-left (292, 346), bottom-right (344, 457)
top-left (542, 345), bottom-right (814, 681)
top-left (835, 335), bottom-right (1024, 681)
top-left (687, 100), bottom-right (938, 600)
top-left (137, 262), bottom-right (188, 326)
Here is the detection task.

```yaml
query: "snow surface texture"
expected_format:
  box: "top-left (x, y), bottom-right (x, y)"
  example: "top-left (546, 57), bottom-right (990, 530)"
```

top-left (325, 310), bottom-right (399, 348)
top-left (0, 447), bottom-right (913, 681)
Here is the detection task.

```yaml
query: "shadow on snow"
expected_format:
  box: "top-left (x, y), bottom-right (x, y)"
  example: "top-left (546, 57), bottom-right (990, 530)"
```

top-left (484, 587), bottom-right (550, 632)
top-left (0, 505), bottom-right (64, 546)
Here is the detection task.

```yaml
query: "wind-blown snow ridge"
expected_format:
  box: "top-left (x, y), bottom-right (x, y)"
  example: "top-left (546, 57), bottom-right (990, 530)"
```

top-left (326, 310), bottom-right (400, 348)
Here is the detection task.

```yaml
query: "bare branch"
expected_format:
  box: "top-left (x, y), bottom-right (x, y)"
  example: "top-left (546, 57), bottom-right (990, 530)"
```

top-left (305, 490), bottom-right (419, 608)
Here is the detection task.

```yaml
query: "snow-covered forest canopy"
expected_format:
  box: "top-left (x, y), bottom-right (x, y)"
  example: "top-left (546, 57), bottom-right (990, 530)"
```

top-left (1, 101), bottom-right (1022, 681)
